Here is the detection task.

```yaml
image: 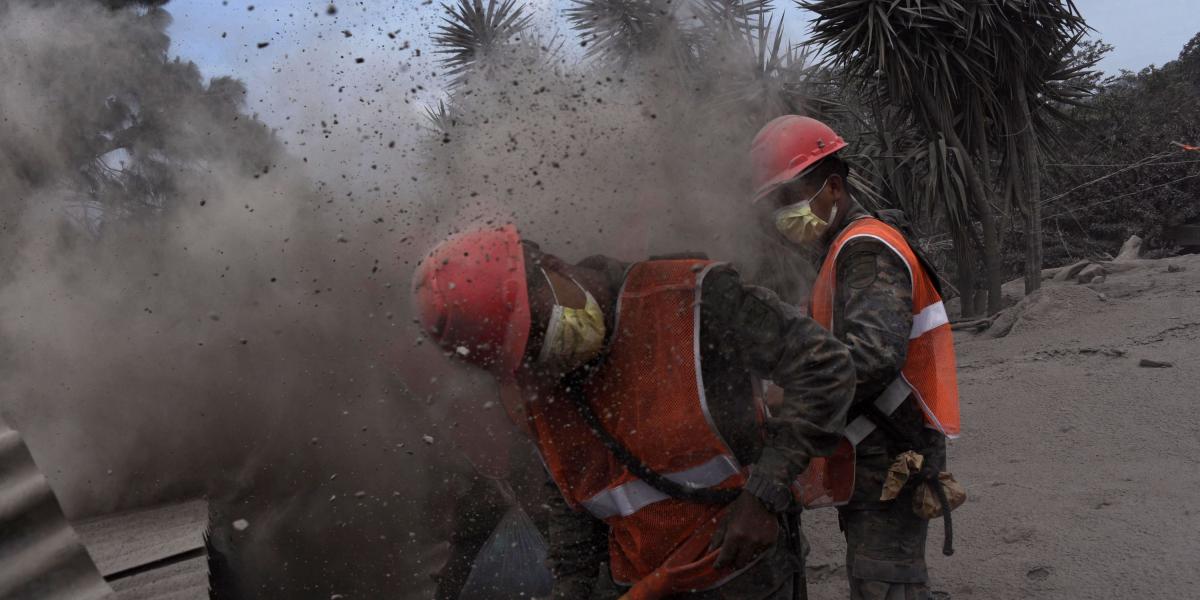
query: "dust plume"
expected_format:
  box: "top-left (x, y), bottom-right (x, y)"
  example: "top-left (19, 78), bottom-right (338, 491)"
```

top-left (0, 1), bottom-right (461, 597)
top-left (0, 1), bottom-right (809, 598)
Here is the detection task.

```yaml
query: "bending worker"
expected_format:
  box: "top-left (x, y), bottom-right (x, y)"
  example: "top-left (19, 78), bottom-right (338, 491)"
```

top-left (748, 115), bottom-right (963, 600)
top-left (412, 224), bottom-right (854, 599)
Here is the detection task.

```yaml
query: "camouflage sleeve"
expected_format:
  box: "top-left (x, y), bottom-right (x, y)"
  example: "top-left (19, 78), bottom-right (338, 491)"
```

top-left (833, 238), bottom-right (914, 405)
top-left (544, 474), bottom-right (608, 599)
top-left (702, 266), bottom-right (854, 489)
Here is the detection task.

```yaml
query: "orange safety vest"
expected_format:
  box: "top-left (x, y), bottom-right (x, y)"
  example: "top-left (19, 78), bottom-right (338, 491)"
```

top-left (526, 259), bottom-right (753, 597)
top-left (799, 216), bottom-right (961, 508)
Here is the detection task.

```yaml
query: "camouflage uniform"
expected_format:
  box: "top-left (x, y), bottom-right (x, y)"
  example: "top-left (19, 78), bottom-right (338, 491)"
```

top-left (545, 256), bottom-right (855, 600)
top-left (823, 201), bottom-right (948, 600)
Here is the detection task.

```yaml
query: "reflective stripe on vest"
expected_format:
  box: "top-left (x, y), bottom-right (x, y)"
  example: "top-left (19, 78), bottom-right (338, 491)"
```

top-left (912, 301), bottom-right (950, 339)
top-left (525, 259), bottom-right (750, 588)
top-left (810, 217), bottom-right (961, 440)
top-left (582, 454), bottom-right (741, 520)
top-left (839, 300), bottom-right (949, 444)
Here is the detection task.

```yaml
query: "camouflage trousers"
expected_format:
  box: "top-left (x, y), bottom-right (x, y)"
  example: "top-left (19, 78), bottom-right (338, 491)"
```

top-left (837, 436), bottom-right (948, 600)
top-left (838, 500), bottom-right (931, 600)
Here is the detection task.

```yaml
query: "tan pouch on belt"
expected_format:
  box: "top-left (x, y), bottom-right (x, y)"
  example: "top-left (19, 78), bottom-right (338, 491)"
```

top-left (913, 471), bottom-right (966, 519)
top-left (880, 450), bottom-right (967, 519)
top-left (880, 451), bottom-right (924, 501)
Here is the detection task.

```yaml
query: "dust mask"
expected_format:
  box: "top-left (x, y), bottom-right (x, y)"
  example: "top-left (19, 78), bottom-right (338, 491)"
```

top-left (773, 177), bottom-right (836, 246)
top-left (536, 269), bottom-right (606, 371)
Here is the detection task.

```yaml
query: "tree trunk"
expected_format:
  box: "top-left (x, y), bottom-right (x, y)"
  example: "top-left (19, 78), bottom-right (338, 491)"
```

top-left (952, 226), bottom-right (978, 319)
top-left (1017, 79), bottom-right (1043, 294)
top-left (870, 102), bottom-right (905, 211)
top-left (916, 86), bottom-right (1004, 315)
top-left (944, 127), bottom-right (1003, 315)
top-left (971, 103), bottom-right (1004, 314)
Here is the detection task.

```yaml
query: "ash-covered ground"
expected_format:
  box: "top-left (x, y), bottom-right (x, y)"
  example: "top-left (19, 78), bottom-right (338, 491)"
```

top-left (803, 254), bottom-right (1200, 599)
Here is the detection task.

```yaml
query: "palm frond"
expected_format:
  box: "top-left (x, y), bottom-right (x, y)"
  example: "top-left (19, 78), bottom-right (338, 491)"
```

top-left (697, 9), bottom-right (844, 127)
top-left (925, 136), bottom-right (978, 248)
top-left (565, 0), bottom-right (677, 64)
top-left (694, 0), bottom-right (774, 33)
top-left (800, 0), bottom-right (996, 133)
top-left (423, 100), bottom-right (457, 134)
top-left (432, 0), bottom-right (534, 78)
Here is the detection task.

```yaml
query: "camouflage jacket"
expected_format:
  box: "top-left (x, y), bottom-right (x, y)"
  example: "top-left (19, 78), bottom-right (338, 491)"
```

top-left (545, 255), bottom-right (854, 599)
top-left (820, 201), bottom-right (945, 504)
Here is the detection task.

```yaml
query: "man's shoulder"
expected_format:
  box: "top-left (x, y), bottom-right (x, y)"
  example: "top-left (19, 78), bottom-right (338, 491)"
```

top-left (836, 234), bottom-right (912, 290)
top-left (575, 254), bottom-right (629, 289)
top-left (841, 214), bottom-right (944, 295)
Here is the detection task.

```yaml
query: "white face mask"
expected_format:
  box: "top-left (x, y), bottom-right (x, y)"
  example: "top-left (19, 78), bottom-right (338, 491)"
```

top-left (536, 268), bottom-right (606, 371)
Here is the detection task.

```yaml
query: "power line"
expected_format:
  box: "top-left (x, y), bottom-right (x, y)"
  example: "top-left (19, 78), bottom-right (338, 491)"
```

top-left (1040, 149), bottom-right (1180, 207)
top-left (1046, 158), bottom-right (1200, 168)
top-left (1043, 172), bottom-right (1200, 222)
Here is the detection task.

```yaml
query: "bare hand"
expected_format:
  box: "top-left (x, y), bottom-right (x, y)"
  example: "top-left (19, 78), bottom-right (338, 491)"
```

top-left (709, 491), bottom-right (779, 570)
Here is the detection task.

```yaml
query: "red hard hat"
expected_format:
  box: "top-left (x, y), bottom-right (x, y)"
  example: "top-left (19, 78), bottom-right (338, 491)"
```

top-left (412, 224), bottom-right (531, 376)
top-left (750, 115), bottom-right (847, 203)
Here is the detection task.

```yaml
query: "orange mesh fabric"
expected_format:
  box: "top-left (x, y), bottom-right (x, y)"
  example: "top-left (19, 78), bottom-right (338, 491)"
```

top-left (619, 504), bottom-right (740, 599)
top-left (607, 498), bottom-right (732, 584)
top-left (526, 260), bottom-right (745, 589)
top-left (595, 260), bottom-right (733, 477)
top-left (801, 218), bottom-right (962, 507)
top-left (811, 217), bottom-right (960, 435)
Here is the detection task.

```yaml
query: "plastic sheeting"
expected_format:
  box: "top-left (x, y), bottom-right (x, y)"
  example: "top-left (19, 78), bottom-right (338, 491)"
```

top-left (458, 506), bottom-right (553, 600)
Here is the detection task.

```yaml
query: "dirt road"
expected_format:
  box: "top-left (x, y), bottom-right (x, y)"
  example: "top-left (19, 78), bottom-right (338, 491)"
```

top-left (804, 253), bottom-right (1200, 599)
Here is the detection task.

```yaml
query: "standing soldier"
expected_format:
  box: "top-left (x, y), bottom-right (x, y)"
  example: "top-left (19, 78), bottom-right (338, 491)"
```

top-left (412, 224), bottom-right (855, 599)
top-left (748, 116), bottom-right (964, 600)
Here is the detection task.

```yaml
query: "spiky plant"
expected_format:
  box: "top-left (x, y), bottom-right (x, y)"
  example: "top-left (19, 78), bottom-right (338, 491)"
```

top-left (693, 4), bottom-right (858, 133)
top-left (699, 12), bottom-right (793, 119)
top-left (432, 0), bottom-right (534, 81)
top-left (565, 0), bottom-right (680, 64)
top-left (423, 100), bottom-right (457, 134)
top-left (988, 0), bottom-right (1091, 292)
top-left (801, 0), bottom-right (1006, 315)
top-left (694, 0), bottom-right (774, 33)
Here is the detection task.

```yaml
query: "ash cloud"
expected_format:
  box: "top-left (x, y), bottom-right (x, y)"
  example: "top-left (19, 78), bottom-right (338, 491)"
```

top-left (0, 1), bottom-right (809, 598)
top-left (0, 1), bottom-right (459, 597)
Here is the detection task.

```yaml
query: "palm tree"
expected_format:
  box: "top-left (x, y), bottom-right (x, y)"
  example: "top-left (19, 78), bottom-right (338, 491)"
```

top-left (432, 0), bottom-right (535, 84)
top-left (987, 1), bottom-right (1089, 293)
top-left (565, 1), bottom-right (775, 70)
top-left (801, 0), bottom-right (1092, 313)
top-left (801, 0), bottom-right (1007, 315)
top-left (428, 0), bottom-right (554, 133)
top-left (565, 0), bottom-right (681, 65)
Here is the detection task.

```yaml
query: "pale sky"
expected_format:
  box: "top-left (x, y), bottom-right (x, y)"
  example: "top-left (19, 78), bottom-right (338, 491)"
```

top-left (164, 0), bottom-right (1200, 133)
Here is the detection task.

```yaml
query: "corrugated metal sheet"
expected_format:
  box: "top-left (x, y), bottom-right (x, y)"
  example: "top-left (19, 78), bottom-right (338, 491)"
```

top-left (108, 555), bottom-right (209, 600)
top-left (0, 422), bottom-right (116, 600)
top-left (76, 499), bottom-right (211, 600)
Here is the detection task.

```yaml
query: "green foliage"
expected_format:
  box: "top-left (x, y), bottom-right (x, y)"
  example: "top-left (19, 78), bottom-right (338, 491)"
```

top-left (427, 0), bottom-right (1197, 284)
top-left (0, 2), bottom-right (278, 231)
top-left (1039, 34), bottom-right (1200, 263)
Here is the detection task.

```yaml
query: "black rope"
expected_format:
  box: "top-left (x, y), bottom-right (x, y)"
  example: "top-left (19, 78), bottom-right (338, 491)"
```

top-left (924, 465), bottom-right (955, 557)
top-left (784, 512), bottom-right (809, 600)
top-left (564, 373), bottom-right (740, 505)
